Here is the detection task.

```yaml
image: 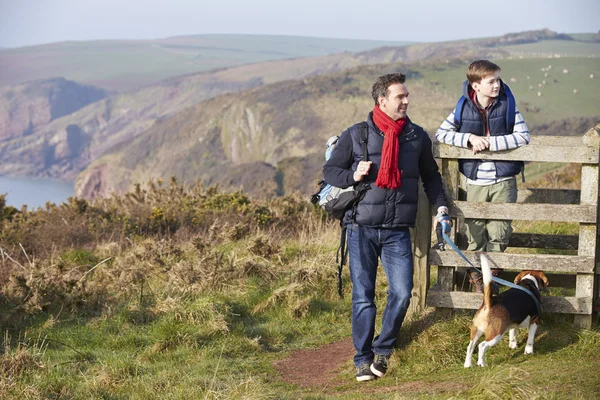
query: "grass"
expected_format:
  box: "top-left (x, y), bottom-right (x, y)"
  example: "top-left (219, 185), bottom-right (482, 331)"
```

top-left (2, 303), bottom-right (598, 399)
top-left (499, 40), bottom-right (600, 57)
top-left (417, 57), bottom-right (600, 127)
top-left (1, 181), bottom-right (599, 399)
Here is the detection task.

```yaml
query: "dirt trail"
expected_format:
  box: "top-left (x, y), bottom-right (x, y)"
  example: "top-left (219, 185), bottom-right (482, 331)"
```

top-left (273, 337), bottom-right (355, 389)
top-left (273, 334), bottom-right (467, 396)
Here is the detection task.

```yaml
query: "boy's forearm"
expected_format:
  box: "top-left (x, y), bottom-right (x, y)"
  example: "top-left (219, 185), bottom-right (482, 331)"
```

top-left (488, 108), bottom-right (530, 151)
top-left (435, 111), bottom-right (472, 148)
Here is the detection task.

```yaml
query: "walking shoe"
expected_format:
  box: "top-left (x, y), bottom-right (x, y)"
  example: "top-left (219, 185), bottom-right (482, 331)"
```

top-left (490, 269), bottom-right (501, 295)
top-left (370, 354), bottom-right (390, 378)
top-left (468, 269), bottom-right (484, 293)
top-left (469, 268), bottom-right (500, 294)
top-left (356, 363), bottom-right (377, 382)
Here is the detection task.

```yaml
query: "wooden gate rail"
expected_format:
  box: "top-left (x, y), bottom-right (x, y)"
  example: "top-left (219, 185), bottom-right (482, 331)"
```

top-left (410, 124), bottom-right (600, 329)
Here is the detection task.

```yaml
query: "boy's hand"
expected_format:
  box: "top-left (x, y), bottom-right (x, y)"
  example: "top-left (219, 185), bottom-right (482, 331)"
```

top-left (468, 135), bottom-right (490, 153)
top-left (353, 161), bottom-right (372, 182)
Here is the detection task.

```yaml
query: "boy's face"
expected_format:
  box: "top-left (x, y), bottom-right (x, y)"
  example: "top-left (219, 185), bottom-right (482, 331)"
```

top-left (472, 71), bottom-right (501, 99)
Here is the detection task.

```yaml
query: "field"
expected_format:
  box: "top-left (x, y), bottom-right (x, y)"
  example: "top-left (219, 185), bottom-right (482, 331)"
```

top-left (0, 35), bottom-right (413, 90)
top-left (416, 57), bottom-right (600, 127)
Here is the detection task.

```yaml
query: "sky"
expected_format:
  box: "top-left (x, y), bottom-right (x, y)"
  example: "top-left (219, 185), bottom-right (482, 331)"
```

top-left (0, 0), bottom-right (599, 48)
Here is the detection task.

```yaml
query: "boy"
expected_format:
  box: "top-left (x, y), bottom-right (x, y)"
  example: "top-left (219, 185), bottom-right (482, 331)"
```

top-left (435, 60), bottom-right (530, 292)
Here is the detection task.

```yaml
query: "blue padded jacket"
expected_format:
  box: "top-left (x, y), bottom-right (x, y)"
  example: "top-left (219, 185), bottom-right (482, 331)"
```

top-left (457, 80), bottom-right (523, 180)
top-left (323, 112), bottom-right (447, 228)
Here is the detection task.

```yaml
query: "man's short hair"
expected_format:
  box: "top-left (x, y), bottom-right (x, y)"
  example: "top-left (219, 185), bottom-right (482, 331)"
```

top-left (372, 73), bottom-right (406, 105)
top-left (467, 60), bottom-right (501, 84)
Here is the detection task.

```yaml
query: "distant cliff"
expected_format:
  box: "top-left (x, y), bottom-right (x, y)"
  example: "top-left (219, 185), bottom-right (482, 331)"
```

top-left (0, 77), bottom-right (106, 141)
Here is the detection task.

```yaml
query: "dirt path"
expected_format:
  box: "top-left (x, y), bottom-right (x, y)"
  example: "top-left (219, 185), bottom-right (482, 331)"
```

top-left (273, 337), bottom-right (355, 389)
top-left (273, 335), bottom-right (468, 397)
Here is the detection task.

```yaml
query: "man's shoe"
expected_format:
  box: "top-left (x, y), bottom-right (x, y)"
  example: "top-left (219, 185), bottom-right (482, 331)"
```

top-left (370, 354), bottom-right (390, 378)
top-left (356, 363), bottom-right (377, 382)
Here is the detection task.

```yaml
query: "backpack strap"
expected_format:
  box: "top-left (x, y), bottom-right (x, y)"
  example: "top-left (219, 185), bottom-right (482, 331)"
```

top-left (337, 121), bottom-right (369, 298)
top-left (337, 224), bottom-right (348, 297)
top-left (350, 122), bottom-right (370, 222)
top-left (454, 96), bottom-right (467, 127)
top-left (503, 84), bottom-right (516, 131)
top-left (359, 121), bottom-right (369, 162)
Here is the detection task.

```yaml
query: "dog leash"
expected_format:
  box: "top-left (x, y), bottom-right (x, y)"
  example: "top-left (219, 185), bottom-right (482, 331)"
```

top-left (436, 217), bottom-right (542, 317)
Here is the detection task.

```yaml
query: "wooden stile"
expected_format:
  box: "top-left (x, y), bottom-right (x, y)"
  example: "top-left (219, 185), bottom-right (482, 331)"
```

top-left (411, 124), bottom-right (600, 326)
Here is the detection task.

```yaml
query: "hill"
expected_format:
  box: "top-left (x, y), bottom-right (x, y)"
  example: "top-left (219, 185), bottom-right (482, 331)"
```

top-left (0, 35), bottom-right (414, 91)
top-left (74, 54), bottom-right (600, 199)
top-left (1, 30), bottom-right (598, 189)
top-left (0, 38), bottom-right (512, 182)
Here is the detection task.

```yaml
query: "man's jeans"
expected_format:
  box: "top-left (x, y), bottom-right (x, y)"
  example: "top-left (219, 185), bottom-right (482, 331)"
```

top-left (346, 224), bottom-right (413, 367)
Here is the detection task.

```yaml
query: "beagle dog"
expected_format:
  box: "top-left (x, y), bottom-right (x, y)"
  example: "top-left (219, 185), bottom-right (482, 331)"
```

top-left (464, 254), bottom-right (549, 368)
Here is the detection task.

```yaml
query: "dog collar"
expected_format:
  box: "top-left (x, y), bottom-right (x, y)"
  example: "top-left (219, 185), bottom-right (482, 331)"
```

top-left (520, 274), bottom-right (539, 290)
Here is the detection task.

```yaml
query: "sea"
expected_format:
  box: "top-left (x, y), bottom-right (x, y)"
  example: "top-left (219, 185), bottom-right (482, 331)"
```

top-left (0, 176), bottom-right (75, 209)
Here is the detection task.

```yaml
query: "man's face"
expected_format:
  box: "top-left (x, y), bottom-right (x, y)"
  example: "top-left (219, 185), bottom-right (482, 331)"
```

top-left (472, 71), bottom-right (501, 99)
top-left (379, 83), bottom-right (409, 121)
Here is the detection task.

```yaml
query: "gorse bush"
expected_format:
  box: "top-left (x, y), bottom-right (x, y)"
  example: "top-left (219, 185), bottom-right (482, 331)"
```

top-left (0, 178), bottom-right (333, 327)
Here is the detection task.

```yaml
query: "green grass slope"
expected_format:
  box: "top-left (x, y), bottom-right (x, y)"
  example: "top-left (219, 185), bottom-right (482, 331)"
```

top-left (1, 185), bottom-right (598, 399)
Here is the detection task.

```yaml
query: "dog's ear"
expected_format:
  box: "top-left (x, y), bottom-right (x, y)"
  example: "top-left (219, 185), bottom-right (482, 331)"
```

top-left (539, 273), bottom-right (549, 290)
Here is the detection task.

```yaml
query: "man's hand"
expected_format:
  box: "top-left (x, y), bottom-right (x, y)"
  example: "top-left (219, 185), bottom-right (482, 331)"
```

top-left (433, 206), bottom-right (451, 232)
top-left (353, 161), bottom-right (373, 182)
top-left (468, 134), bottom-right (490, 154)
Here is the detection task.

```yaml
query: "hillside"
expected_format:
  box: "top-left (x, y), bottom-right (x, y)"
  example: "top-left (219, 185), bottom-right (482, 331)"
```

top-left (74, 49), bottom-right (600, 199)
top-left (0, 38), bottom-right (513, 182)
top-left (1, 30), bottom-right (598, 189)
top-left (75, 61), bottom-right (600, 199)
top-left (0, 35), bottom-right (414, 91)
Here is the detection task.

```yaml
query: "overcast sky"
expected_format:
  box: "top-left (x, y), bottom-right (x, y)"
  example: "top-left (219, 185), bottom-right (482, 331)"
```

top-left (1, 0), bottom-right (598, 48)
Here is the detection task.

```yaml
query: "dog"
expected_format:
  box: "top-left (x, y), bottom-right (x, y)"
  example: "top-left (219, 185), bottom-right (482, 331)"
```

top-left (464, 254), bottom-right (549, 368)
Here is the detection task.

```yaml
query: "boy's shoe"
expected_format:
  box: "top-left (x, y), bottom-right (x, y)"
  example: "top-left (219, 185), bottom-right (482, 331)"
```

top-left (469, 268), bottom-right (500, 294)
top-left (370, 354), bottom-right (390, 377)
top-left (468, 269), bottom-right (484, 293)
top-left (356, 363), bottom-right (377, 382)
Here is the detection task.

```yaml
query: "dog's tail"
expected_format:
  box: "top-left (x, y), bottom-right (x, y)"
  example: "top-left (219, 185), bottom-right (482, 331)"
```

top-left (480, 254), bottom-right (493, 309)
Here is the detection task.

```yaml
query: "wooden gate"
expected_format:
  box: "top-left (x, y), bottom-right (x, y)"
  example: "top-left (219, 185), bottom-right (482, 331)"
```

top-left (410, 124), bottom-right (600, 328)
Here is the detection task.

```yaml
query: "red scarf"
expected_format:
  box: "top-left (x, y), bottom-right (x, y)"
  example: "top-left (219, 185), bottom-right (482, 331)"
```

top-left (372, 105), bottom-right (406, 189)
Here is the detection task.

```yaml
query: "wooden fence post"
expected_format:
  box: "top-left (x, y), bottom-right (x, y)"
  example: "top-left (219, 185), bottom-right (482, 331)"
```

top-left (410, 185), bottom-right (432, 316)
top-left (583, 123), bottom-right (600, 326)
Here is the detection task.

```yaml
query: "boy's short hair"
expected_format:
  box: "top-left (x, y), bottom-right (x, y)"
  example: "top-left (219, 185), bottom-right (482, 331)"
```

top-left (467, 60), bottom-right (501, 84)
top-left (372, 73), bottom-right (406, 105)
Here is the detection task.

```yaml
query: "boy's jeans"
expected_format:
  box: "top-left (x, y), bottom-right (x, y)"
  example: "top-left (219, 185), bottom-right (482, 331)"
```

top-left (346, 224), bottom-right (413, 367)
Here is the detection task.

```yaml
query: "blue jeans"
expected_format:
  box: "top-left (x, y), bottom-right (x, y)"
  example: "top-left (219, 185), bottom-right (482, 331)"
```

top-left (346, 224), bottom-right (413, 367)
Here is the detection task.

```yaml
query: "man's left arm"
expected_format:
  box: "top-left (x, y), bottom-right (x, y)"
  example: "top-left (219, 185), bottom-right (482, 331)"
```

top-left (488, 105), bottom-right (531, 151)
top-left (419, 132), bottom-right (448, 210)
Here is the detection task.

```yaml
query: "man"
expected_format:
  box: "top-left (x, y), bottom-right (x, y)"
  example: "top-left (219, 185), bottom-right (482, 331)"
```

top-left (323, 73), bottom-right (448, 381)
